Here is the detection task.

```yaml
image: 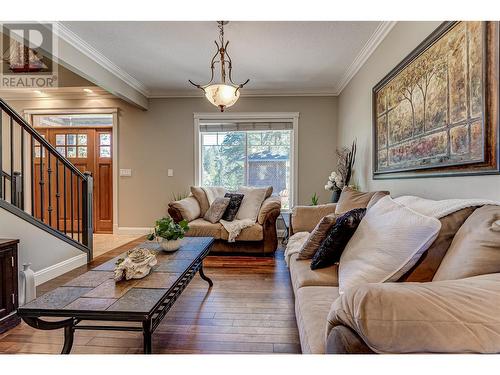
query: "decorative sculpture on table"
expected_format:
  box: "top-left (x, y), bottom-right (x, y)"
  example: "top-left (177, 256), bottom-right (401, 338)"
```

top-left (114, 248), bottom-right (158, 282)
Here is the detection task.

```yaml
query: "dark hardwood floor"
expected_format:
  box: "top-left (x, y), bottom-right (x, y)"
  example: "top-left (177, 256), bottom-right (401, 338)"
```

top-left (0, 238), bottom-right (300, 354)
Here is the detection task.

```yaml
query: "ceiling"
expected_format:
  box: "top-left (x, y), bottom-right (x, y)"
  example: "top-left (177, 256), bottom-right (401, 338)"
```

top-left (61, 21), bottom-right (389, 97)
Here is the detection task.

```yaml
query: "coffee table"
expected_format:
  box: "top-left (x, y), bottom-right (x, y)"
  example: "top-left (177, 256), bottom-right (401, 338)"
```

top-left (17, 236), bottom-right (214, 354)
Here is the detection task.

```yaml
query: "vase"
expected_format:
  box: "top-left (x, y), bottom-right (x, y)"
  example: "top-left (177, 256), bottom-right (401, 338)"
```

top-left (331, 189), bottom-right (342, 203)
top-left (19, 263), bottom-right (36, 306)
top-left (160, 238), bottom-right (182, 252)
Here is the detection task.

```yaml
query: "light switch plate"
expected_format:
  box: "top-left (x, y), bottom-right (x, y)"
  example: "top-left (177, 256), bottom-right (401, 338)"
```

top-left (120, 168), bottom-right (132, 177)
top-left (167, 169), bottom-right (174, 177)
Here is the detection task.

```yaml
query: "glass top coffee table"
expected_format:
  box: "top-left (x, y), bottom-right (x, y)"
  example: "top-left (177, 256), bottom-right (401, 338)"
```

top-left (17, 237), bottom-right (214, 354)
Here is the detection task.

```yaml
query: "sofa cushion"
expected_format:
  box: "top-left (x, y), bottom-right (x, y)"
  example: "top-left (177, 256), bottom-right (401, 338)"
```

top-left (339, 196), bottom-right (441, 294)
top-left (434, 205), bottom-right (500, 281)
top-left (399, 207), bottom-right (476, 282)
top-left (289, 253), bottom-right (338, 290)
top-left (186, 218), bottom-right (222, 239)
top-left (335, 187), bottom-right (388, 215)
top-left (236, 186), bottom-right (269, 221)
top-left (221, 223), bottom-right (263, 241)
top-left (295, 286), bottom-right (340, 354)
top-left (297, 214), bottom-right (337, 260)
top-left (366, 191), bottom-right (390, 210)
top-left (204, 197), bottom-right (230, 224)
top-left (190, 186), bottom-right (210, 216)
top-left (311, 208), bottom-right (366, 270)
top-left (168, 196), bottom-right (201, 222)
top-left (328, 273), bottom-right (500, 353)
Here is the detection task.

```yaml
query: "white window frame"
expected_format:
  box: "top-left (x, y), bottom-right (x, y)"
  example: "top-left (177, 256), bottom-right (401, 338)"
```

top-left (194, 112), bottom-right (299, 209)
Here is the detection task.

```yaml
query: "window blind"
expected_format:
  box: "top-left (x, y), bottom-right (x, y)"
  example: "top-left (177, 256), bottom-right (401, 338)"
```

top-left (199, 121), bottom-right (293, 132)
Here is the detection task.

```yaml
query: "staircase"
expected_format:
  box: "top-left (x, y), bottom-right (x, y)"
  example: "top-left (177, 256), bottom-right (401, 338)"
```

top-left (0, 98), bottom-right (93, 262)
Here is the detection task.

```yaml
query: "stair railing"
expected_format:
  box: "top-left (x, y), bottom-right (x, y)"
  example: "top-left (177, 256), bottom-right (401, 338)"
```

top-left (0, 98), bottom-right (93, 261)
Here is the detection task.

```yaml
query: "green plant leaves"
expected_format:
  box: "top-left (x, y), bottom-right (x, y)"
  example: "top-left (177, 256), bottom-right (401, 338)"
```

top-left (152, 217), bottom-right (190, 241)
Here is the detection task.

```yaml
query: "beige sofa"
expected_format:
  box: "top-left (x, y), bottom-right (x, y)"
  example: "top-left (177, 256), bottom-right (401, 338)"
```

top-left (288, 201), bottom-right (500, 354)
top-left (168, 195), bottom-right (281, 255)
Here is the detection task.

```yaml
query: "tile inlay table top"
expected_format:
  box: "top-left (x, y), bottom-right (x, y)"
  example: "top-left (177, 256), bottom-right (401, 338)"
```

top-left (17, 237), bottom-right (214, 354)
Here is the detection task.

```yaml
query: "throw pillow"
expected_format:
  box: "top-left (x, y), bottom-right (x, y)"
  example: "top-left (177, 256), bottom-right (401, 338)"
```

top-left (168, 196), bottom-right (201, 222)
top-left (310, 209), bottom-right (366, 270)
top-left (204, 197), bottom-right (231, 224)
top-left (335, 186), bottom-right (389, 215)
top-left (236, 186), bottom-right (269, 221)
top-left (264, 186), bottom-right (273, 199)
top-left (398, 206), bottom-right (476, 282)
top-left (297, 214), bottom-right (337, 260)
top-left (338, 196), bottom-right (441, 294)
top-left (222, 193), bottom-right (244, 221)
top-left (190, 186), bottom-right (210, 216)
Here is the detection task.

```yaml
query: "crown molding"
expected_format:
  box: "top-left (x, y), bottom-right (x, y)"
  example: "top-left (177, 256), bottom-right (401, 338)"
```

top-left (53, 22), bottom-right (150, 97)
top-left (0, 86), bottom-right (116, 101)
top-left (149, 88), bottom-right (337, 98)
top-left (333, 21), bottom-right (397, 95)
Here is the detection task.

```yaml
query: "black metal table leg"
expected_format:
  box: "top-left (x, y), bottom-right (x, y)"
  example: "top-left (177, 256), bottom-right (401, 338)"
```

top-left (199, 265), bottom-right (213, 287)
top-left (22, 316), bottom-right (77, 354)
top-left (143, 320), bottom-right (152, 354)
top-left (62, 323), bottom-right (75, 354)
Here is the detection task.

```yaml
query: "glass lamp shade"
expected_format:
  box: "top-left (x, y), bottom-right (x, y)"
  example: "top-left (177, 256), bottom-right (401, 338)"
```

top-left (204, 84), bottom-right (240, 111)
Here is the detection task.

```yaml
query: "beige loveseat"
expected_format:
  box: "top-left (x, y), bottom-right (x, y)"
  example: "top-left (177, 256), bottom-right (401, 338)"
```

top-left (168, 194), bottom-right (281, 255)
top-left (288, 200), bottom-right (500, 354)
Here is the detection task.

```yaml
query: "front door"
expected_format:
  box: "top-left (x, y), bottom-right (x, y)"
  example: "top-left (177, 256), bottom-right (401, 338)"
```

top-left (33, 127), bottom-right (113, 233)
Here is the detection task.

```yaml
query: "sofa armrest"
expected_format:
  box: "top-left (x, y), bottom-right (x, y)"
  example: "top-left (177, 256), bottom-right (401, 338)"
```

top-left (168, 196), bottom-right (201, 222)
top-left (290, 203), bottom-right (337, 234)
top-left (258, 196), bottom-right (282, 225)
top-left (326, 273), bottom-right (500, 353)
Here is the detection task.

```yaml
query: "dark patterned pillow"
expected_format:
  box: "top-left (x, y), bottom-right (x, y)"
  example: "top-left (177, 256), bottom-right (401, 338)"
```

top-left (310, 208), bottom-right (367, 270)
top-left (222, 193), bottom-right (244, 221)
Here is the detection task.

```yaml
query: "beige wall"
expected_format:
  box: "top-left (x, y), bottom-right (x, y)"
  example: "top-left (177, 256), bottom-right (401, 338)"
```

top-left (5, 95), bottom-right (337, 228)
top-left (337, 21), bottom-right (500, 200)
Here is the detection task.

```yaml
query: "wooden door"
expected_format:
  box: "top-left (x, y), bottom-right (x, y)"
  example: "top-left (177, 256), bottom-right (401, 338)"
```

top-left (33, 127), bottom-right (113, 234)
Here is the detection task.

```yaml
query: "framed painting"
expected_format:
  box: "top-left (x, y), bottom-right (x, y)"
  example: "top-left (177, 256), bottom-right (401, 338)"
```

top-left (372, 21), bottom-right (499, 179)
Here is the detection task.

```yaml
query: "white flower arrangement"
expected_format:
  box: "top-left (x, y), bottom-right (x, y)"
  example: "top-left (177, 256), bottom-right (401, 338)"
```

top-left (324, 171), bottom-right (344, 191)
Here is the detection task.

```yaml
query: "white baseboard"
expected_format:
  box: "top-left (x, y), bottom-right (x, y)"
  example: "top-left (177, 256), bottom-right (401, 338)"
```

top-left (34, 253), bottom-right (87, 286)
top-left (116, 226), bottom-right (152, 235)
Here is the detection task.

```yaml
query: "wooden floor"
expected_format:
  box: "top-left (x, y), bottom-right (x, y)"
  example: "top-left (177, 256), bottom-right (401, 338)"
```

top-left (0, 238), bottom-right (300, 354)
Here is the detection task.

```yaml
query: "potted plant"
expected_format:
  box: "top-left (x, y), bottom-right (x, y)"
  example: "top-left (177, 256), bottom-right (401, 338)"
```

top-left (148, 217), bottom-right (189, 252)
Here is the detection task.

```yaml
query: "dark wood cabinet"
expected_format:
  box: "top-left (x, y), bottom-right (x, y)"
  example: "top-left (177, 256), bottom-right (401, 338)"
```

top-left (0, 239), bottom-right (20, 333)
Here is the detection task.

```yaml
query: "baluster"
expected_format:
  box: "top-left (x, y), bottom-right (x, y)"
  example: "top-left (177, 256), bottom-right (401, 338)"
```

top-left (70, 172), bottom-right (74, 239)
top-left (10, 117), bottom-right (13, 203)
top-left (30, 135), bottom-right (34, 215)
top-left (63, 165), bottom-right (67, 234)
top-left (20, 126), bottom-right (24, 209)
top-left (47, 152), bottom-right (53, 226)
top-left (39, 144), bottom-right (44, 222)
top-left (0, 109), bottom-right (3, 200)
top-left (56, 159), bottom-right (60, 231)
top-left (77, 175), bottom-right (80, 242)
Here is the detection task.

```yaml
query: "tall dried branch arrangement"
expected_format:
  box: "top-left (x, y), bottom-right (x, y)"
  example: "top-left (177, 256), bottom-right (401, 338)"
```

top-left (336, 140), bottom-right (357, 187)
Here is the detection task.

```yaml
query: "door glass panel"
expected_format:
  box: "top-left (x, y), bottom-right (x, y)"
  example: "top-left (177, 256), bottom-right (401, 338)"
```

top-left (56, 134), bottom-right (65, 145)
top-left (56, 147), bottom-right (66, 156)
top-left (100, 133), bottom-right (111, 146)
top-left (78, 147), bottom-right (88, 158)
top-left (77, 134), bottom-right (88, 145)
top-left (67, 134), bottom-right (77, 145)
top-left (67, 147), bottom-right (76, 158)
top-left (100, 146), bottom-right (111, 158)
top-left (34, 147), bottom-right (41, 158)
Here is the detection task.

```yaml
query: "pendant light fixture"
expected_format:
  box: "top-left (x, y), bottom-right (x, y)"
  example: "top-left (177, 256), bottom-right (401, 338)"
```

top-left (189, 21), bottom-right (249, 112)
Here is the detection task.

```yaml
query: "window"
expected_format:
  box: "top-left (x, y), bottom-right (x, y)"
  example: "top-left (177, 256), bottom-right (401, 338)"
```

top-left (198, 119), bottom-right (295, 210)
top-left (54, 133), bottom-right (87, 158)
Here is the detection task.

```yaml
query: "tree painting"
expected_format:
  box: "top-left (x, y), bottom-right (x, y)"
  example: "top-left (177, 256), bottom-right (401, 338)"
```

top-left (374, 22), bottom-right (485, 175)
